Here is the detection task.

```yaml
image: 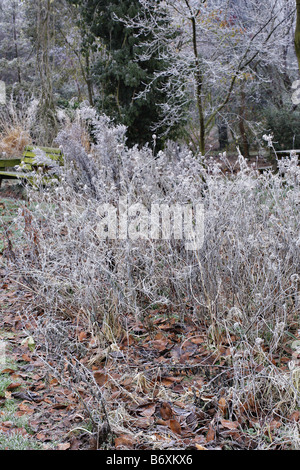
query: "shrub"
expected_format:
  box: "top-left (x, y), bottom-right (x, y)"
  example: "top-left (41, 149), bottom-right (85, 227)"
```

top-left (5, 107), bottom-right (300, 448)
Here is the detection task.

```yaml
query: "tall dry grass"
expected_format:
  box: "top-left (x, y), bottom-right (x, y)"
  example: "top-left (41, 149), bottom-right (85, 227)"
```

top-left (0, 96), bottom-right (38, 157)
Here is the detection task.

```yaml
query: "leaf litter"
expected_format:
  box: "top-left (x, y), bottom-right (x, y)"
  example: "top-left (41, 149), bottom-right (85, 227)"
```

top-left (0, 277), bottom-right (289, 451)
top-left (0, 195), bottom-right (298, 450)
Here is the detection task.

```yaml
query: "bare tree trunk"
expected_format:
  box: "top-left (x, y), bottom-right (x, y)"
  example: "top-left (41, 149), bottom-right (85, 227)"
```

top-left (12, 1), bottom-right (21, 84)
top-left (57, 24), bottom-right (94, 106)
top-left (85, 53), bottom-right (94, 107)
top-left (238, 82), bottom-right (249, 158)
top-left (189, 9), bottom-right (205, 154)
top-left (217, 116), bottom-right (228, 151)
top-left (36, 0), bottom-right (57, 145)
top-left (295, 1), bottom-right (300, 71)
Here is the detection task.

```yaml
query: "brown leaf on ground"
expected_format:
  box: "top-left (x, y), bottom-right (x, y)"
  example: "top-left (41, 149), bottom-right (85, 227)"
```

top-left (156, 418), bottom-right (169, 426)
top-left (206, 423), bottom-right (216, 442)
top-left (57, 442), bottom-right (71, 450)
top-left (218, 397), bottom-right (227, 417)
top-left (78, 331), bottom-right (87, 342)
top-left (169, 419), bottom-right (181, 435)
top-left (21, 353), bottom-right (32, 362)
top-left (159, 402), bottom-right (173, 420)
top-left (137, 402), bottom-right (156, 417)
top-left (195, 444), bottom-right (207, 450)
top-left (7, 382), bottom-right (21, 390)
top-left (134, 416), bottom-right (154, 429)
top-left (93, 371), bottom-right (108, 387)
top-left (17, 401), bottom-right (34, 413)
top-left (220, 419), bottom-right (240, 430)
top-left (161, 376), bottom-right (183, 387)
top-left (150, 338), bottom-right (169, 352)
top-left (115, 434), bottom-right (135, 449)
top-left (289, 411), bottom-right (300, 421)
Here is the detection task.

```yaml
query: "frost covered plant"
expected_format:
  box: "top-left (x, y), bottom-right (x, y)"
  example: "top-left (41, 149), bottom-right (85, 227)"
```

top-left (262, 133), bottom-right (274, 147)
top-left (0, 95), bottom-right (38, 157)
top-left (4, 108), bottom-right (300, 442)
top-left (9, 107), bottom-right (300, 345)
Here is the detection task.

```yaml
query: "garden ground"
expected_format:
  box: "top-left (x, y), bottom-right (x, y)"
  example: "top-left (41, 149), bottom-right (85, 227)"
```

top-left (0, 173), bottom-right (299, 451)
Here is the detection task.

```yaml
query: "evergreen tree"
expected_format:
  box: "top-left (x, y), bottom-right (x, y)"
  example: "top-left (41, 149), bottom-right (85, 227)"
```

top-left (69, 0), bottom-right (185, 149)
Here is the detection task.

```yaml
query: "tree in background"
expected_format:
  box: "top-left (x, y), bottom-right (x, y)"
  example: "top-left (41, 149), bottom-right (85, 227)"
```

top-left (0, 0), bottom-right (298, 151)
top-left (25, 0), bottom-right (96, 143)
top-left (60, 0), bottom-right (101, 107)
top-left (0, 0), bottom-right (33, 93)
top-left (34, 0), bottom-right (58, 144)
top-left (120, 0), bottom-right (296, 154)
top-left (68, 0), bottom-right (186, 149)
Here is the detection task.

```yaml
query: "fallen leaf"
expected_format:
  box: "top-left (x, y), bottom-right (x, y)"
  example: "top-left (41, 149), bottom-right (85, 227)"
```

top-left (21, 336), bottom-right (35, 352)
top-left (21, 353), bottom-right (31, 362)
top-left (138, 403), bottom-right (156, 417)
top-left (7, 382), bottom-right (21, 391)
top-left (34, 382), bottom-right (46, 391)
top-left (43, 398), bottom-right (53, 404)
top-left (121, 335), bottom-right (135, 347)
top-left (50, 377), bottom-right (59, 386)
top-left (154, 331), bottom-right (166, 340)
top-left (57, 442), bottom-right (71, 450)
top-left (218, 397), bottom-right (227, 416)
top-left (18, 402), bottom-right (33, 412)
top-left (150, 338), bottom-right (169, 352)
top-left (289, 411), bottom-right (300, 422)
top-left (2, 421), bottom-right (14, 428)
top-left (115, 434), bottom-right (135, 449)
top-left (186, 412), bottom-right (199, 431)
top-left (52, 403), bottom-right (68, 410)
top-left (134, 416), bottom-right (154, 429)
top-left (161, 376), bottom-right (182, 387)
top-left (169, 419), bottom-right (181, 435)
top-left (268, 419), bottom-right (282, 431)
top-left (78, 331), bottom-right (87, 342)
top-left (220, 419), bottom-right (240, 430)
top-left (93, 371), bottom-right (108, 387)
top-left (195, 444), bottom-right (207, 450)
top-left (190, 337), bottom-right (204, 345)
top-left (0, 368), bottom-right (16, 374)
top-left (160, 402), bottom-right (173, 420)
top-left (206, 423), bottom-right (215, 442)
top-left (156, 418), bottom-right (168, 426)
top-left (89, 338), bottom-right (98, 349)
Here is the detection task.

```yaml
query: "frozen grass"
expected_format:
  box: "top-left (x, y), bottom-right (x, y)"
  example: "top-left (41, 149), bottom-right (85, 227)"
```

top-left (0, 358), bottom-right (41, 450)
top-left (0, 431), bottom-right (41, 450)
top-left (0, 97), bottom-right (38, 157)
